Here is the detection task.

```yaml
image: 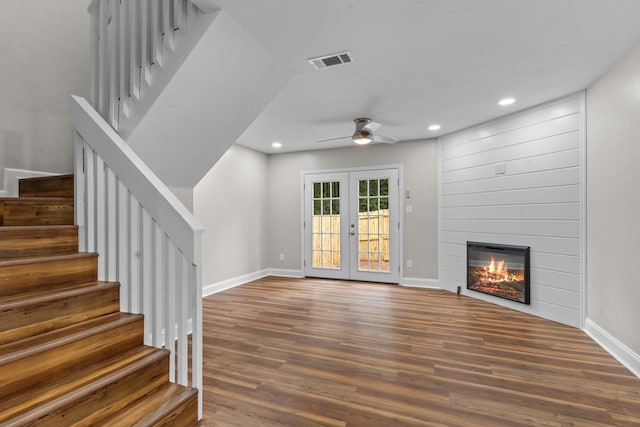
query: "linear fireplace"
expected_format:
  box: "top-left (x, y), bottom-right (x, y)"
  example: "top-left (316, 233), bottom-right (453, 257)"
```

top-left (467, 241), bottom-right (530, 304)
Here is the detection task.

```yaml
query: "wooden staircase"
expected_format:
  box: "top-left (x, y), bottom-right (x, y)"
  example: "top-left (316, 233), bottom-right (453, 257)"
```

top-left (0, 175), bottom-right (198, 426)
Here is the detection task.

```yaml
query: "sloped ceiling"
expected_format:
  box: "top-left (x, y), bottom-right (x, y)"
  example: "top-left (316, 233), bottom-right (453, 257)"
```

top-left (126, 11), bottom-right (292, 187)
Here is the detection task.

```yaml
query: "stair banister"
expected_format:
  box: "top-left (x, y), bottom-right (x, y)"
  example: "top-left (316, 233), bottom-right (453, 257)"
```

top-left (71, 95), bottom-right (204, 419)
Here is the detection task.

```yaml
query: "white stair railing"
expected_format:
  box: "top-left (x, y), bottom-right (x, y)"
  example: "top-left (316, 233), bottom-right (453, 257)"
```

top-left (71, 95), bottom-right (205, 419)
top-left (88, 0), bottom-right (212, 135)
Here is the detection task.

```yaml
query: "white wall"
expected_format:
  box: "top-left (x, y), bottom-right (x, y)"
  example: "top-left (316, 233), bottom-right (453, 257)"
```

top-left (0, 0), bottom-right (89, 184)
top-left (194, 140), bottom-right (438, 287)
top-left (586, 41), bottom-right (640, 358)
top-left (194, 144), bottom-right (269, 287)
top-left (267, 139), bottom-right (438, 280)
top-left (439, 94), bottom-right (585, 327)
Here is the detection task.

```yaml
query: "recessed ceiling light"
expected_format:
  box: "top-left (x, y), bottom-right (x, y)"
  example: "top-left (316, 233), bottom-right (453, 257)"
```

top-left (428, 124), bottom-right (441, 131)
top-left (272, 142), bottom-right (282, 148)
top-left (498, 98), bottom-right (516, 106)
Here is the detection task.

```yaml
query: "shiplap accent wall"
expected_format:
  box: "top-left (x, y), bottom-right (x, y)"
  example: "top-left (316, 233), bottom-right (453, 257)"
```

top-left (438, 94), bottom-right (584, 327)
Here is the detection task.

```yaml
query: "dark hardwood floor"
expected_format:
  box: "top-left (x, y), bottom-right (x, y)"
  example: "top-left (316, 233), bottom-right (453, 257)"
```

top-left (199, 277), bottom-right (640, 426)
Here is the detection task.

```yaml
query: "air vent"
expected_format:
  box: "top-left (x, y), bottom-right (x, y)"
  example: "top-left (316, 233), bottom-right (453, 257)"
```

top-left (308, 50), bottom-right (354, 70)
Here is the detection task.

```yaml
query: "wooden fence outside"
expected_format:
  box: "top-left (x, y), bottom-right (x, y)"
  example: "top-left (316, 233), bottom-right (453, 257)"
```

top-left (312, 210), bottom-right (389, 268)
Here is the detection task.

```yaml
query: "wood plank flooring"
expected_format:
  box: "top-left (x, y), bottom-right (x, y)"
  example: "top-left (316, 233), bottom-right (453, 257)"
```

top-left (200, 277), bottom-right (640, 426)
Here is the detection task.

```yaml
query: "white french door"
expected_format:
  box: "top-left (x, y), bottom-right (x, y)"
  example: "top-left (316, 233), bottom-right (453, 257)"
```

top-left (349, 169), bottom-right (399, 282)
top-left (303, 168), bottom-right (399, 283)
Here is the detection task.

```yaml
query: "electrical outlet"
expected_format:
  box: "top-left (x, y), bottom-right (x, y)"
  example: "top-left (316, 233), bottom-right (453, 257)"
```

top-left (406, 259), bottom-right (413, 268)
top-left (279, 253), bottom-right (284, 262)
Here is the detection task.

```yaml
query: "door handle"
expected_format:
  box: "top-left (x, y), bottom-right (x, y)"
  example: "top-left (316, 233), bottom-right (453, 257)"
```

top-left (350, 231), bottom-right (355, 236)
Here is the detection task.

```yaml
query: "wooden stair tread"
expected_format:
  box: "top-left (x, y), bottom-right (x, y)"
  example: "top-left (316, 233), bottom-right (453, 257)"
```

top-left (0, 312), bottom-right (141, 364)
top-left (0, 251), bottom-right (96, 268)
top-left (0, 280), bottom-right (116, 309)
top-left (17, 174), bottom-right (74, 182)
top-left (18, 174), bottom-right (74, 181)
top-left (100, 383), bottom-right (199, 427)
top-left (0, 197), bottom-right (74, 202)
top-left (0, 280), bottom-right (99, 303)
top-left (0, 346), bottom-right (161, 421)
top-left (0, 281), bottom-right (120, 346)
top-left (0, 196), bottom-right (73, 200)
top-left (0, 224), bottom-right (78, 231)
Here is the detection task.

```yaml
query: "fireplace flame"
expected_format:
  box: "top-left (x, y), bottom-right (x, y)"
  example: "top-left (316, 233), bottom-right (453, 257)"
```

top-left (476, 256), bottom-right (523, 283)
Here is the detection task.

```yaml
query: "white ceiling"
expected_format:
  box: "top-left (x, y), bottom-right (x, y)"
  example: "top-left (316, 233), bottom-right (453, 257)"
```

top-left (207, 0), bottom-right (640, 154)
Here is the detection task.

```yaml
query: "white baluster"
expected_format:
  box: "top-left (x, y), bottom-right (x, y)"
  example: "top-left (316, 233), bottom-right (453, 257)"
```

top-left (118, 182), bottom-right (130, 311)
top-left (119, 0), bottom-right (131, 118)
top-left (74, 135), bottom-right (87, 253)
top-left (140, 0), bottom-right (151, 85)
top-left (166, 240), bottom-right (177, 382)
top-left (177, 252), bottom-right (189, 385)
top-left (130, 0), bottom-right (141, 100)
top-left (142, 210), bottom-right (153, 344)
top-left (98, 0), bottom-right (109, 118)
top-left (174, 0), bottom-right (185, 33)
top-left (89, 4), bottom-right (100, 108)
top-left (188, 0), bottom-right (198, 19)
top-left (85, 147), bottom-right (96, 254)
top-left (162, 0), bottom-right (174, 50)
top-left (106, 167), bottom-right (118, 281)
top-left (107, 0), bottom-right (119, 130)
top-left (192, 259), bottom-right (203, 418)
top-left (129, 196), bottom-right (141, 314)
top-left (153, 225), bottom-right (166, 348)
top-left (150, 0), bottom-right (162, 68)
top-left (95, 156), bottom-right (106, 280)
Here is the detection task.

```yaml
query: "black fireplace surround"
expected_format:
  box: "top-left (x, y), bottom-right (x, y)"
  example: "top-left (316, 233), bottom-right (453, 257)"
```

top-left (467, 241), bottom-right (530, 304)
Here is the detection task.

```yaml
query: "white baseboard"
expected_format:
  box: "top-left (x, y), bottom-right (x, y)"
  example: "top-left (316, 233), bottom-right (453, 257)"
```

top-left (204, 271), bottom-right (440, 296)
top-left (0, 168), bottom-right (57, 197)
top-left (266, 268), bottom-right (304, 278)
top-left (584, 318), bottom-right (640, 378)
top-left (202, 268), bottom-right (305, 297)
top-left (202, 269), bottom-right (270, 297)
top-left (401, 277), bottom-right (441, 289)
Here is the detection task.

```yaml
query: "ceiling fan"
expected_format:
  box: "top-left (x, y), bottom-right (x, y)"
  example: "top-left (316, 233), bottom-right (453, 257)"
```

top-left (318, 118), bottom-right (398, 145)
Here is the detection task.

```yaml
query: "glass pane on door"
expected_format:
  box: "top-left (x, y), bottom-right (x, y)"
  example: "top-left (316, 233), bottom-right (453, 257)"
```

top-left (311, 180), bottom-right (341, 269)
top-left (357, 178), bottom-right (390, 272)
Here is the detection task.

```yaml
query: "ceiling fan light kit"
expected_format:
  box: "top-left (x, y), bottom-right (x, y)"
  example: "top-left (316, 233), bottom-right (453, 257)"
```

top-left (352, 130), bottom-right (373, 145)
top-left (317, 117), bottom-right (398, 146)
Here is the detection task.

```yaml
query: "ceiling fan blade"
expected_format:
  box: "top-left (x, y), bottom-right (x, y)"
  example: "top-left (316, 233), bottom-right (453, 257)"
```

top-left (362, 121), bottom-right (381, 132)
top-left (373, 134), bottom-right (398, 144)
top-left (317, 135), bottom-right (351, 143)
